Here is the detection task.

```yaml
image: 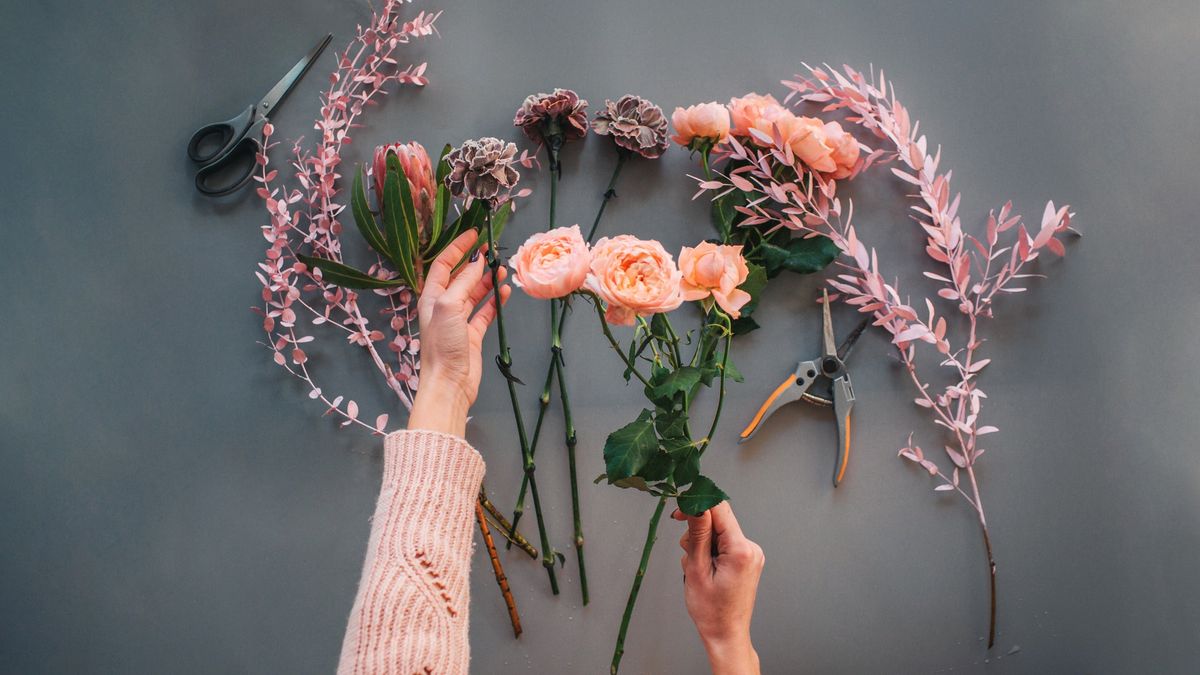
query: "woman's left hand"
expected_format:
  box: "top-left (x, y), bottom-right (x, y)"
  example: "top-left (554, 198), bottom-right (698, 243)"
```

top-left (407, 231), bottom-right (510, 437)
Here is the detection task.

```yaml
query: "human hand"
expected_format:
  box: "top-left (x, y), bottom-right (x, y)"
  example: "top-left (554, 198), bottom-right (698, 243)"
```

top-left (407, 231), bottom-right (510, 437)
top-left (673, 501), bottom-right (764, 675)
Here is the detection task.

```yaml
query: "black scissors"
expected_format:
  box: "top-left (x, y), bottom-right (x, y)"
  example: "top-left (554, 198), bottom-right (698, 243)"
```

top-left (187, 34), bottom-right (332, 196)
top-left (739, 290), bottom-right (868, 486)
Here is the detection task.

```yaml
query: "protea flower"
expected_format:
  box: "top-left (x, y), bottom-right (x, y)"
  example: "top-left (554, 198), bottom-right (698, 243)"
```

top-left (444, 137), bottom-right (521, 207)
top-left (373, 141), bottom-right (436, 237)
top-left (513, 88), bottom-right (589, 146)
top-left (591, 95), bottom-right (670, 159)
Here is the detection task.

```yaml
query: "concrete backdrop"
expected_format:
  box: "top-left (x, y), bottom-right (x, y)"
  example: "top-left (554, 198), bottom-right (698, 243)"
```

top-left (2, 0), bottom-right (1198, 672)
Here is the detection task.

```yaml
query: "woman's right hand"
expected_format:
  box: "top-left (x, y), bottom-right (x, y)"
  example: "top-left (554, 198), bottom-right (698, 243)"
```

top-left (674, 501), bottom-right (764, 675)
top-left (407, 231), bottom-right (510, 437)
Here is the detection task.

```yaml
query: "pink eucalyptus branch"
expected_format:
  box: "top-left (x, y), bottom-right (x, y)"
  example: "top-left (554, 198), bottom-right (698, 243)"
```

top-left (252, 0), bottom-right (439, 431)
top-left (695, 64), bottom-right (1078, 648)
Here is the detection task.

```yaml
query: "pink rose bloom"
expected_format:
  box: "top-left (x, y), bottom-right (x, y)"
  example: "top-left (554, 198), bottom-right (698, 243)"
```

top-left (822, 121), bottom-right (861, 179)
top-left (678, 242), bottom-right (752, 318)
top-left (587, 235), bottom-right (684, 326)
top-left (670, 102), bottom-right (731, 148)
top-left (373, 141), bottom-right (436, 236)
top-left (748, 104), bottom-right (798, 146)
top-left (728, 93), bottom-right (782, 138)
top-left (509, 225), bottom-right (591, 300)
top-left (786, 116), bottom-right (838, 174)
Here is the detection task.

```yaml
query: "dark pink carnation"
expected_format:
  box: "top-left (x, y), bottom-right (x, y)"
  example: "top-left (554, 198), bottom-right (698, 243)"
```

top-left (591, 95), bottom-right (670, 159)
top-left (513, 88), bottom-right (589, 144)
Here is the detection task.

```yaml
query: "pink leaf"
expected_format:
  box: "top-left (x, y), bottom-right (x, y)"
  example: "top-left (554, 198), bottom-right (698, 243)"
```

top-left (346, 400), bottom-right (359, 419)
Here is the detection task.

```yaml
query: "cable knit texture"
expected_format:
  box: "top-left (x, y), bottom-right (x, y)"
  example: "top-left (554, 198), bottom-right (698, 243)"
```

top-left (338, 430), bottom-right (486, 675)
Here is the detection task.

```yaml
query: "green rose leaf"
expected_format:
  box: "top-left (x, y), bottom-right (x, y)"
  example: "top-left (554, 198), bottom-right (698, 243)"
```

top-left (730, 315), bottom-right (761, 335)
top-left (611, 476), bottom-right (654, 493)
top-left (672, 448), bottom-right (700, 487)
top-left (737, 262), bottom-right (768, 317)
top-left (654, 410), bottom-right (689, 440)
top-left (761, 235), bottom-right (839, 277)
top-left (648, 366), bottom-right (704, 405)
top-left (603, 409), bottom-right (658, 482)
top-left (639, 450), bottom-right (675, 482)
top-left (677, 475), bottom-right (729, 516)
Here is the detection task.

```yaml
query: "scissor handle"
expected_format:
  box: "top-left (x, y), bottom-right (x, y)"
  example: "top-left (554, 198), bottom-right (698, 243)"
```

top-left (187, 105), bottom-right (255, 164)
top-left (193, 116), bottom-right (265, 197)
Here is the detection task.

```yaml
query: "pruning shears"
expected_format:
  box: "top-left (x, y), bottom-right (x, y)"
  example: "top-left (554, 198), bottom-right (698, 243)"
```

top-left (739, 290), bottom-right (868, 486)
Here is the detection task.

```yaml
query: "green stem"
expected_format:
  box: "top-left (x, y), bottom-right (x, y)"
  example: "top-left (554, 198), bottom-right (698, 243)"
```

top-left (611, 495), bottom-right (668, 674)
top-left (507, 344), bottom-right (553, 548)
top-left (486, 211), bottom-right (559, 595)
top-left (588, 295), bottom-right (652, 388)
top-left (551, 302), bottom-right (588, 605)
top-left (586, 150), bottom-right (628, 241)
top-left (662, 315), bottom-right (683, 368)
top-left (698, 315), bottom-right (732, 455)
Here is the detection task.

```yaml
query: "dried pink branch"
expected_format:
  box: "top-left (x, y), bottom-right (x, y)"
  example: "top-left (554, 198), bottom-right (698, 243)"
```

top-left (252, 0), bottom-right (439, 431)
top-left (695, 63), bottom-right (1078, 648)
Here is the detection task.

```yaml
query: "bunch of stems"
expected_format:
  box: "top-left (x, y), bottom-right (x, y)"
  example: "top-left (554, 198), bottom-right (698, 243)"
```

top-left (485, 209), bottom-right (559, 594)
top-left (507, 149), bottom-right (630, 606)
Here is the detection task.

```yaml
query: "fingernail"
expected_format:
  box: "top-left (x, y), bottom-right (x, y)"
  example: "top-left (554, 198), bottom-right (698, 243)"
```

top-left (469, 250), bottom-right (480, 262)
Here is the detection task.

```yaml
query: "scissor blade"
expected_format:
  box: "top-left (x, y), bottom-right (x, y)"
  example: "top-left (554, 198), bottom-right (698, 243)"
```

top-left (258, 33), bottom-right (333, 116)
top-left (831, 375), bottom-right (855, 486)
top-left (836, 318), bottom-right (869, 363)
top-left (821, 289), bottom-right (836, 358)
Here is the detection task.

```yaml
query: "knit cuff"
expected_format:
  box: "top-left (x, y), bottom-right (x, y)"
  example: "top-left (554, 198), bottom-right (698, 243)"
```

top-left (382, 429), bottom-right (486, 493)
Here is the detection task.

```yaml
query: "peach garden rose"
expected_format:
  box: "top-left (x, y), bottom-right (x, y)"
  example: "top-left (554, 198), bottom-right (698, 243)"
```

top-left (670, 102), bottom-right (730, 148)
top-left (822, 120), bottom-right (861, 179)
top-left (586, 235), bottom-right (683, 325)
top-left (678, 242), bottom-right (752, 318)
top-left (728, 92), bottom-right (783, 138)
top-left (510, 225), bottom-right (591, 299)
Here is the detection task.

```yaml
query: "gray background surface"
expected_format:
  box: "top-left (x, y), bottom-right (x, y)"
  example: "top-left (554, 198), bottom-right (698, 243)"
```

top-left (2, 0), bottom-right (1198, 673)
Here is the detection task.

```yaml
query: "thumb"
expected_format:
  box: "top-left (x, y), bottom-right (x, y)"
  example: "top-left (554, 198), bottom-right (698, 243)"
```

top-left (680, 508), bottom-right (714, 570)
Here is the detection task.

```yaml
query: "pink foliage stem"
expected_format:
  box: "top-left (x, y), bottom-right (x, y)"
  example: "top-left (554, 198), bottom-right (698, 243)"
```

top-left (253, 1), bottom-right (440, 432)
top-left (698, 63), bottom-right (1077, 648)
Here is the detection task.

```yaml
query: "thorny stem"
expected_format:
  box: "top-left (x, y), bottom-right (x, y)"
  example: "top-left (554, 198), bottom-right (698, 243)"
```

top-left (551, 300), bottom-right (588, 605)
top-left (586, 150), bottom-right (628, 241)
top-left (507, 354), bottom-right (554, 548)
top-left (486, 211), bottom-right (559, 595)
top-left (476, 500), bottom-right (522, 638)
top-left (587, 295), bottom-right (653, 388)
top-left (508, 140), bottom-right (562, 547)
top-left (697, 315), bottom-right (732, 455)
top-left (610, 495), bottom-right (667, 674)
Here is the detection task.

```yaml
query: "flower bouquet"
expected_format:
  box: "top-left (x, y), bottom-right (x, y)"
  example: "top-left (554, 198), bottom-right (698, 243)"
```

top-left (509, 226), bottom-right (755, 673)
top-left (670, 96), bottom-right (870, 331)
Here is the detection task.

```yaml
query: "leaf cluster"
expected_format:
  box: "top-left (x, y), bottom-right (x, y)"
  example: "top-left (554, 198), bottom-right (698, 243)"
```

top-left (596, 312), bottom-right (741, 516)
top-left (298, 145), bottom-right (512, 291)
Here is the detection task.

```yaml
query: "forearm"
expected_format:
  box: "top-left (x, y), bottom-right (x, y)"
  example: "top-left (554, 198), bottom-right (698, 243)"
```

top-left (703, 635), bottom-right (760, 675)
top-left (337, 429), bottom-right (485, 674)
top-left (407, 369), bottom-right (471, 437)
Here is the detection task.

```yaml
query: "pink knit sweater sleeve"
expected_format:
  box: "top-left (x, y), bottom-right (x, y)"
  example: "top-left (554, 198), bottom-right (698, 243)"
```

top-left (337, 429), bottom-right (485, 675)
